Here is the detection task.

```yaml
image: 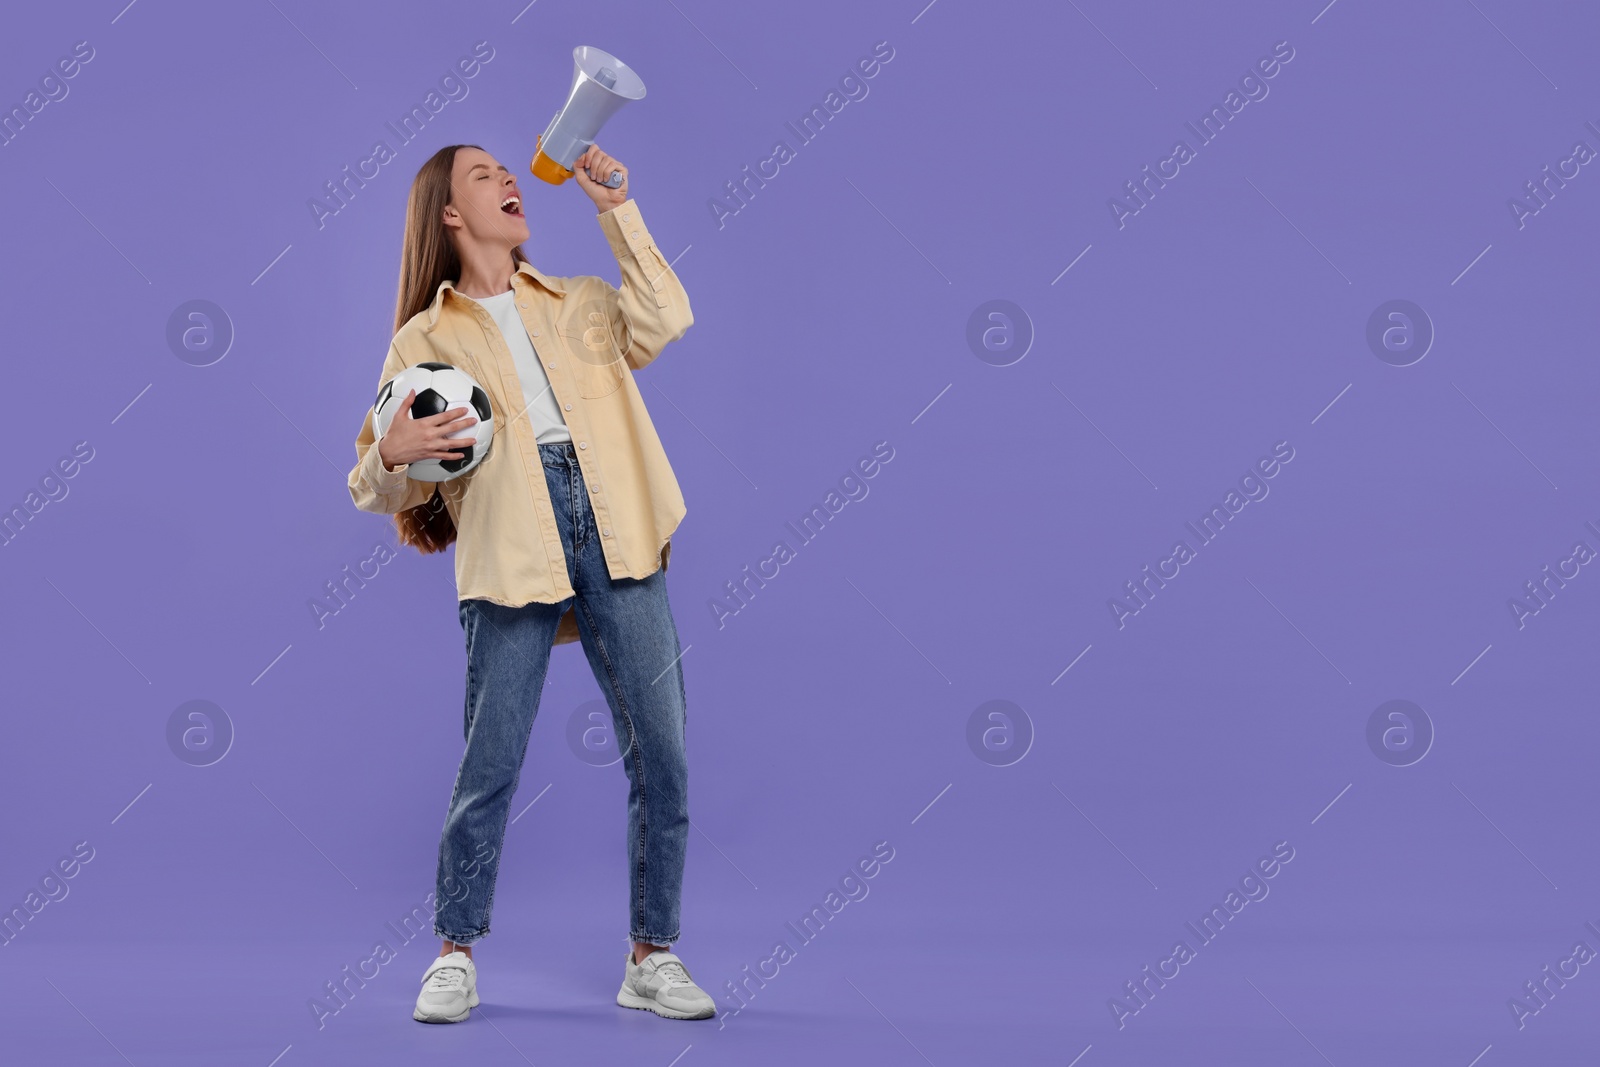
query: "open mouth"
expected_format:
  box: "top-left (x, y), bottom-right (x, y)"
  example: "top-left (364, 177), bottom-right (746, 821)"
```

top-left (500, 194), bottom-right (523, 218)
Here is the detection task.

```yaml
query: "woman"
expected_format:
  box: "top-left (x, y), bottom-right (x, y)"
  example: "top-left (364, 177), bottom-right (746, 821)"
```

top-left (346, 142), bottom-right (714, 1024)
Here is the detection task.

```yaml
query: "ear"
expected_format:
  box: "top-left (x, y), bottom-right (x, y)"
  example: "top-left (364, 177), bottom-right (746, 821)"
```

top-left (441, 203), bottom-right (460, 230)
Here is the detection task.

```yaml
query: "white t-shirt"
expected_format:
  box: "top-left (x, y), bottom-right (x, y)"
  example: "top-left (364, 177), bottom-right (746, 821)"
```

top-left (472, 288), bottom-right (572, 445)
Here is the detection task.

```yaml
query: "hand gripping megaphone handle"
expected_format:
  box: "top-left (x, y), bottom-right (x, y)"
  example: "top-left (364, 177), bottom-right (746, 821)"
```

top-left (532, 132), bottom-right (624, 188)
top-left (585, 163), bottom-right (625, 189)
top-left (576, 139), bottom-right (624, 188)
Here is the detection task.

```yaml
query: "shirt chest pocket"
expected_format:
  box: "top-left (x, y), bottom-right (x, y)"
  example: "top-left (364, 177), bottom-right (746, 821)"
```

top-left (555, 295), bottom-right (628, 399)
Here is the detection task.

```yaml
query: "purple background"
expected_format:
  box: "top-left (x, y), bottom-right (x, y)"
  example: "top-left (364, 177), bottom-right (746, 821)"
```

top-left (3, 0), bottom-right (1598, 1063)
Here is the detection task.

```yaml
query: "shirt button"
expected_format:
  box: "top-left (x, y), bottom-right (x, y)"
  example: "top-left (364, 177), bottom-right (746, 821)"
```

top-left (631, 231), bottom-right (640, 240)
top-left (602, 527), bottom-right (611, 536)
top-left (578, 441), bottom-right (588, 449)
top-left (520, 302), bottom-right (528, 308)
top-left (622, 213), bottom-right (630, 221)
top-left (563, 404), bottom-right (572, 411)
top-left (547, 362), bottom-right (555, 369)
top-left (531, 329), bottom-right (539, 337)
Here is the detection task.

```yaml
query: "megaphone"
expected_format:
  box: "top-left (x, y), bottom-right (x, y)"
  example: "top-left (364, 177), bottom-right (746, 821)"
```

top-left (531, 45), bottom-right (646, 189)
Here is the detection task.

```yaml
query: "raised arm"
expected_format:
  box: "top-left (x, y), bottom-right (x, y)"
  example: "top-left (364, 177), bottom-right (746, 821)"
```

top-left (596, 198), bottom-right (693, 371)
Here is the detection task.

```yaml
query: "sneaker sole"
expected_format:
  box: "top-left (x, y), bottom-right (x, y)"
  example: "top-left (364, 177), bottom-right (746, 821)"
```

top-left (616, 988), bottom-right (715, 1020)
top-left (413, 989), bottom-right (479, 1023)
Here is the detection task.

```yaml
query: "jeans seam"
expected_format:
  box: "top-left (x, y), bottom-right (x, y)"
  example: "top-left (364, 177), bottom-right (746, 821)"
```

top-left (575, 591), bottom-right (651, 935)
top-left (477, 618), bottom-right (541, 938)
top-left (437, 605), bottom-right (480, 941)
top-left (462, 607), bottom-right (478, 743)
top-left (443, 604), bottom-right (475, 823)
top-left (569, 459), bottom-right (589, 559)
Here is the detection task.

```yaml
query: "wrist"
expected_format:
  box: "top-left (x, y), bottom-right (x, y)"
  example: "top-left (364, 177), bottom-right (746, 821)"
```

top-left (378, 441), bottom-right (404, 473)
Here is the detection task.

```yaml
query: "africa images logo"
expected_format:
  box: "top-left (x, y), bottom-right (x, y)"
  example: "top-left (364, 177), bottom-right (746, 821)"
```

top-left (1108, 441), bottom-right (1295, 629)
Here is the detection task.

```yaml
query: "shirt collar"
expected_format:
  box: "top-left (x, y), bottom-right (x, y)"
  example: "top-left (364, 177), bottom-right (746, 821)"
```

top-left (426, 259), bottom-right (565, 331)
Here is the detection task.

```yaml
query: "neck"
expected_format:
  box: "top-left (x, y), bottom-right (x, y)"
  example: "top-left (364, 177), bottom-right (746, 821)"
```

top-left (454, 243), bottom-right (517, 299)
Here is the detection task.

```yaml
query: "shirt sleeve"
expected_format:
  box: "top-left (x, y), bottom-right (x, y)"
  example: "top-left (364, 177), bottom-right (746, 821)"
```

top-left (595, 198), bottom-right (694, 371)
top-left (348, 343), bottom-right (436, 515)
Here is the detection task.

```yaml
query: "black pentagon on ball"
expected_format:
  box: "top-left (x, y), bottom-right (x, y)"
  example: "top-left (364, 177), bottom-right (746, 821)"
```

top-left (374, 378), bottom-right (394, 412)
top-left (411, 388), bottom-right (449, 418)
top-left (470, 386), bottom-right (491, 421)
top-left (440, 443), bottom-right (474, 472)
top-left (415, 361), bottom-right (453, 371)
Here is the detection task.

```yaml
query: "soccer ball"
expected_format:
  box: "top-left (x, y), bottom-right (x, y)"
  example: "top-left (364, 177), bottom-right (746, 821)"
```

top-left (373, 362), bottom-right (494, 482)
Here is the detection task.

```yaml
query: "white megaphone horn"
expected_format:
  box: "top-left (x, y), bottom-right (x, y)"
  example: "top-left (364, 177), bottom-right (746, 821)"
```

top-left (531, 45), bottom-right (646, 189)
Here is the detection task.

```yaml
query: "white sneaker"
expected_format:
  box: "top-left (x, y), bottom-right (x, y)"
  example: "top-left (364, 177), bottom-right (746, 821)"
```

top-left (413, 950), bottom-right (479, 1023)
top-left (617, 949), bottom-right (716, 1020)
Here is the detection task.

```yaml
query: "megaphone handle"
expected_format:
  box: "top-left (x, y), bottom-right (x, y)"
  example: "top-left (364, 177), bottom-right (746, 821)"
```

top-left (585, 165), bottom-right (624, 189)
top-left (576, 142), bottom-right (623, 188)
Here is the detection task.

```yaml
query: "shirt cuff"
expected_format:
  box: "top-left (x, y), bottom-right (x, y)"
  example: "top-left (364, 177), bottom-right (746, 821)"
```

top-left (597, 199), bottom-right (654, 259)
top-left (362, 436), bottom-right (412, 494)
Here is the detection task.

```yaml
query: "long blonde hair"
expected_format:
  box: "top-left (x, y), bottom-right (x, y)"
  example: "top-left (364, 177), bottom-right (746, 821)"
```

top-left (390, 144), bottom-right (527, 554)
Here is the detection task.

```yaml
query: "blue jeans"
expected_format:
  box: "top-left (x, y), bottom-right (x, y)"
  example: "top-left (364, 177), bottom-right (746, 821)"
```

top-left (432, 441), bottom-right (690, 947)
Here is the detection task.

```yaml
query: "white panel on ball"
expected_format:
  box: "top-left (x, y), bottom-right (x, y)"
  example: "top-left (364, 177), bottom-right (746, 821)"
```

top-left (372, 363), bottom-right (495, 482)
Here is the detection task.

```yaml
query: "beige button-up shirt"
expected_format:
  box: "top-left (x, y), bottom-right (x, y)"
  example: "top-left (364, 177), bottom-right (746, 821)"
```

top-left (347, 198), bottom-right (692, 645)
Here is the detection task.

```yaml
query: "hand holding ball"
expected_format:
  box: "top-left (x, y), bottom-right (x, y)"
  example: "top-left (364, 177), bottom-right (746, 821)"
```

top-left (373, 362), bottom-right (495, 482)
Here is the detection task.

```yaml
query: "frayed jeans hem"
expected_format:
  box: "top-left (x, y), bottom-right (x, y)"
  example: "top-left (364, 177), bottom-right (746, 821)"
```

top-left (435, 927), bottom-right (488, 946)
top-left (630, 931), bottom-right (681, 947)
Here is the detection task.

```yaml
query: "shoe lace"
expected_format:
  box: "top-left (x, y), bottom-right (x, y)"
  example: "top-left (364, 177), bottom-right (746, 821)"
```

top-left (653, 960), bottom-right (694, 988)
top-left (425, 964), bottom-right (468, 993)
